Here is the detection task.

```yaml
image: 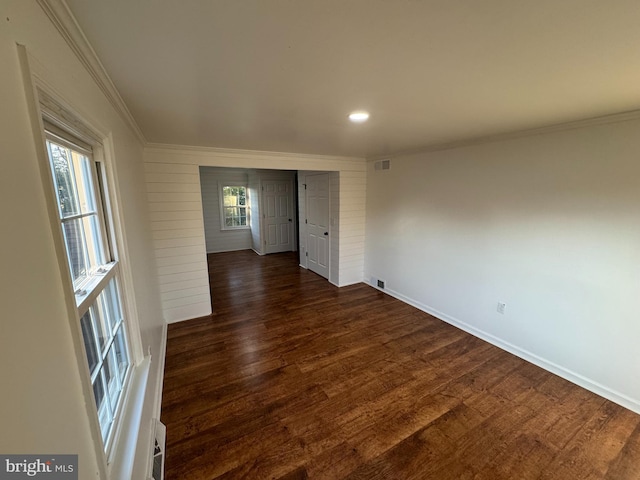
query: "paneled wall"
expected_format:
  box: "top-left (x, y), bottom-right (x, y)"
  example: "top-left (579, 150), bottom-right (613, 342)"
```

top-left (335, 169), bottom-right (366, 286)
top-left (145, 162), bottom-right (211, 323)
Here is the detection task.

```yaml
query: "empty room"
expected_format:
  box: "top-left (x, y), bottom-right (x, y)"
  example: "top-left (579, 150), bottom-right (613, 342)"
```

top-left (2, 1), bottom-right (640, 479)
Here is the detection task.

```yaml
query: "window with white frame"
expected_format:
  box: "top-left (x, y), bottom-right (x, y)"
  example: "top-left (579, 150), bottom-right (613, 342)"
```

top-left (44, 125), bottom-right (131, 450)
top-left (220, 185), bottom-right (248, 228)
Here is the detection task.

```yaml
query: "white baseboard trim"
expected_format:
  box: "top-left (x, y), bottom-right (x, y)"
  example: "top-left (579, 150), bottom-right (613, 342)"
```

top-left (336, 279), bottom-right (362, 288)
top-left (375, 284), bottom-right (640, 415)
top-left (153, 323), bottom-right (168, 420)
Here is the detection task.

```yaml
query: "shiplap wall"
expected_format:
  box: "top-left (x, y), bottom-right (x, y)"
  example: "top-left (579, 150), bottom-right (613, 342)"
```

top-left (199, 167), bottom-right (252, 253)
top-left (144, 145), bottom-right (366, 322)
top-left (330, 171), bottom-right (341, 284)
top-left (336, 169), bottom-right (366, 285)
top-left (145, 162), bottom-right (211, 322)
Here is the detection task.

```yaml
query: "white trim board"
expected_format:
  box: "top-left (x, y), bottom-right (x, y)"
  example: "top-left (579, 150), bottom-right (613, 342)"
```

top-left (146, 142), bottom-right (363, 163)
top-left (370, 283), bottom-right (640, 415)
top-left (152, 323), bottom-right (168, 420)
top-left (145, 143), bottom-right (365, 171)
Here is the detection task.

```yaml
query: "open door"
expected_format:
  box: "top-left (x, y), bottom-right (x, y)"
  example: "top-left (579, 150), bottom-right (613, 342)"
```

top-left (305, 173), bottom-right (330, 279)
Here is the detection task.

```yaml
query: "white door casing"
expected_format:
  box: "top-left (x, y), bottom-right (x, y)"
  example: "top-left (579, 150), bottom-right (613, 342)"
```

top-left (263, 179), bottom-right (294, 254)
top-left (305, 173), bottom-right (330, 279)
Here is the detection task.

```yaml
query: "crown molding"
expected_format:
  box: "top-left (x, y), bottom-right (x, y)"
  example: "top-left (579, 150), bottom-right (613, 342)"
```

top-left (369, 108), bottom-right (640, 161)
top-left (145, 142), bottom-right (365, 164)
top-left (37, 0), bottom-right (146, 144)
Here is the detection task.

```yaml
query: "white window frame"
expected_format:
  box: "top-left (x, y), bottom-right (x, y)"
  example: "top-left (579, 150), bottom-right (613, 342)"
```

top-left (29, 85), bottom-right (147, 474)
top-left (43, 124), bottom-right (134, 455)
top-left (219, 183), bottom-right (250, 230)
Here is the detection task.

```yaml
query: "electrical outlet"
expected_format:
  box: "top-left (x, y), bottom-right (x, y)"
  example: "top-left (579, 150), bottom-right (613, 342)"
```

top-left (497, 302), bottom-right (506, 314)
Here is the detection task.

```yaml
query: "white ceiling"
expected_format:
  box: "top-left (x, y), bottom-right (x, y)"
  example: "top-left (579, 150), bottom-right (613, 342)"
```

top-left (65, 0), bottom-right (640, 158)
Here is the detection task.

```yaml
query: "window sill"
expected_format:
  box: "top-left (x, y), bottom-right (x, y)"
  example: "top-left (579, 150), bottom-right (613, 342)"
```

top-left (107, 356), bottom-right (151, 480)
top-left (220, 226), bottom-right (251, 231)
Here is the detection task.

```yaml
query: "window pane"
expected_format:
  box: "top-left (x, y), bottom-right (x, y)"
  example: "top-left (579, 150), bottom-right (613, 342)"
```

top-left (62, 218), bottom-right (88, 283)
top-left (93, 370), bottom-right (106, 411)
top-left (103, 279), bottom-right (122, 333)
top-left (61, 215), bottom-right (106, 285)
top-left (80, 310), bottom-right (99, 374)
top-left (92, 299), bottom-right (110, 354)
top-left (222, 186), bottom-right (248, 228)
top-left (93, 370), bottom-right (112, 441)
top-left (82, 214), bottom-right (106, 270)
top-left (105, 346), bottom-right (122, 410)
top-left (113, 325), bottom-right (129, 381)
top-left (72, 151), bottom-right (97, 214)
top-left (47, 142), bottom-right (80, 218)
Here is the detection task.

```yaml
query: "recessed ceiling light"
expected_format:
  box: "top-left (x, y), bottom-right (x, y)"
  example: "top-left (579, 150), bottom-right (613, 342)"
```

top-left (349, 111), bottom-right (369, 123)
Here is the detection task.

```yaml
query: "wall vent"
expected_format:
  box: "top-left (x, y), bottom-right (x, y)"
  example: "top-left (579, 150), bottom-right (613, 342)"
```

top-left (147, 420), bottom-right (166, 480)
top-left (377, 279), bottom-right (385, 289)
top-left (374, 159), bottom-right (391, 171)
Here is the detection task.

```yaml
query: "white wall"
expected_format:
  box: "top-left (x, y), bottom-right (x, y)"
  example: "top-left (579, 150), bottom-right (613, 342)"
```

top-left (199, 167), bottom-right (252, 253)
top-left (0, 2), bottom-right (165, 479)
top-left (365, 117), bottom-right (640, 413)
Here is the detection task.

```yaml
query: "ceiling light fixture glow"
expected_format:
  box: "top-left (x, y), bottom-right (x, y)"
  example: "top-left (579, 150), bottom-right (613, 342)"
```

top-left (349, 111), bottom-right (370, 123)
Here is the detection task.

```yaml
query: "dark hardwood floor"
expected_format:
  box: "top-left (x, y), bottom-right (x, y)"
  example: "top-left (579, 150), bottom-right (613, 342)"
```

top-left (161, 250), bottom-right (640, 479)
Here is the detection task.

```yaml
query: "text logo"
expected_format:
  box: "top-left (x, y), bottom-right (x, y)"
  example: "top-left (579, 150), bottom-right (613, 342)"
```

top-left (0, 456), bottom-right (77, 479)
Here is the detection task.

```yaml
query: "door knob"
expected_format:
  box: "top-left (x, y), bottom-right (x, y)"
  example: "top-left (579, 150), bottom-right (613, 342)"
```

top-left (288, 219), bottom-right (292, 222)
top-left (324, 232), bottom-right (329, 236)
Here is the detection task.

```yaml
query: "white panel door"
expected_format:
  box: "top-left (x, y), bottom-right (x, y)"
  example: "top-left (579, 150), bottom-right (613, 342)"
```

top-left (306, 173), bottom-right (329, 279)
top-left (263, 180), bottom-right (294, 254)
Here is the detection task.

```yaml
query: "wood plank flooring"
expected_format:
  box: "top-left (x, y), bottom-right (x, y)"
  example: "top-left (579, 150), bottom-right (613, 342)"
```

top-left (161, 250), bottom-right (640, 479)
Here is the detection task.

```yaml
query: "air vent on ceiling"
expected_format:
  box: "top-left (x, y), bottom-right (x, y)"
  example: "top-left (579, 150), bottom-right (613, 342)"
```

top-left (374, 159), bottom-right (391, 171)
